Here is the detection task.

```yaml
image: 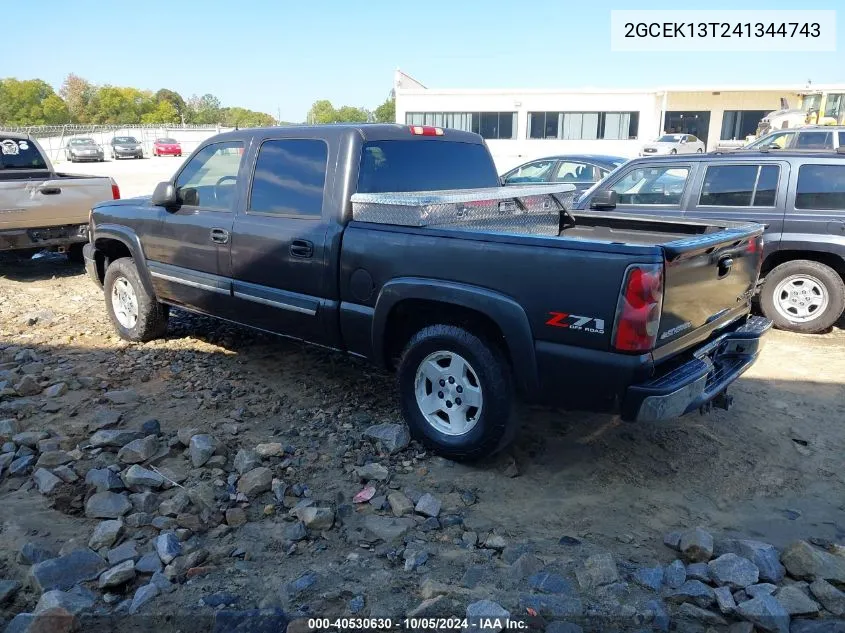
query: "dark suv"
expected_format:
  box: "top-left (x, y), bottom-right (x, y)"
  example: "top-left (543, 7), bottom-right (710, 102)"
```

top-left (576, 152), bottom-right (845, 333)
top-left (735, 126), bottom-right (845, 153)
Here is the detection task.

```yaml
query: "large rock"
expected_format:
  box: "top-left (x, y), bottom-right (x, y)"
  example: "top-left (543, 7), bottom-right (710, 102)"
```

top-left (362, 515), bottom-right (415, 542)
top-left (735, 594), bottom-right (789, 633)
top-left (117, 435), bottom-right (158, 464)
top-left (809, 579), bottom-right (845, 616)
top-left (89, 429), bottom-right (142, 448)
top-left (159, 491), bottom-right (191, 516)
top-left (34, 588), bottom-right (95, 615)
top-left (129, 491), bottom-right (159, 513)
top-left (233, 449), bottom-right (259, 475)
top-left (775, 585), bottom-right (820, 616)
top-left (676, 602), bottom-right (727, 626)
top-left (89, 520), bottom-right (123, 550)
top-left (709, 553), bottom-right (760, 588)
top-left (122, 465), bottom-right (164, 489)
top-left (387, 491), bottom-right (414, 517)
top-left (14, 375), bottom-right (42, 396)
top-left (356, 462), bottom-right (389, 482)
top-left (98, 560), bottom-right (136, 588)
top-left (466, 599), bottom-right (510, 632)
top-left (237, 467), bottom-right (272, 497)
top-left (85, 492), bottom-right (131, 518)
top-left (0, 579), bottom-right (21, 604)
top-left (29, 550), bottom-right (107, 591)
top-left (717, 539), bottom-right (785, 583)
top-left (36, 451), bottom-right (73, 468)
top-left (576, 552), bottom-right (619, 590)
top-left (8, 454), bottom-right (35, 476)
top-left (0, 417), bottom-right (20, 439)
top-left (255, 442), bottom-right (284, 457)
top-left (415, 493), bottom-right (442, 518)
top-left (363, 423), bottom-right (410, 454)
top-left (297, 506), bottom-right (334, 531)
top-left (33, 468), bottom-right (63, 495)
top-left (212, 608), bottom-right (289, 633)
top-left (665, 580), bottom-right (716, 608)
top-left (632, 565), bottom-right (664, 591)
top-left (782, 541), bottom-right (845, 584)
top-left (19, 542), bottom-right (56, 565)
top-left (518, 593), bottom-right (584, 619)
top-left (680, 527), bottom-right (715, 563)
top-left (714, 586), bottom-right (736, 614)
top-left (128, 583), bottom-right (160, 614)
top-left (155, 533), bottom-right (182, 564)
top-left (135, 552), bottom-right (163, 575)
top-left (107, 541), bottom-right (138, 565)
top-left (665, 559), bottom-right (687, 588)
top-left (104, 389), bottom-right (139, 404)
top-left (189, 434), bottom-right (216, 467)
top-left (85, 468), bottom-right (124, 492)
top-left (791, 621), bottom-right (845, 633)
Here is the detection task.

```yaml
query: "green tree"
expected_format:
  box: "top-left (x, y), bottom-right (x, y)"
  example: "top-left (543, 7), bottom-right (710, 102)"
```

top-left (141, 100), bottom-right (180, 124)
top-left (154, 88), bottom-right (187, 123)
top-left (220, 107), bottom-right (275, 128)
top-left (0, 78), bottom-right (70, 125)
top-left (87, 86), bottom-right (155, 124)
top-left (306, 99), bottom-right (337, 124)
top-left (336, 105), bottom-right (370, 123)
top-left (187, 93), bottom-right (221, 124)
top-left (373, 92), bottom-right (395, 123)
top-left (59, 73), bottom-right (94, 123)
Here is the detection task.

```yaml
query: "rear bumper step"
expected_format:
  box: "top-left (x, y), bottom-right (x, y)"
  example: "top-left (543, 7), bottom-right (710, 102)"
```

top-left (622, 315), bottom-right (772, 422)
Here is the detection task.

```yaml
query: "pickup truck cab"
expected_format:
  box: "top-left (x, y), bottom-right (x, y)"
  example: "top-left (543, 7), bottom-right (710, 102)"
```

top-left (575, 152), bottom-right (845, 333)
top-left (1, 132), bottom-right (119, 260)
top-left (84, 124), bottom-right (770, 460)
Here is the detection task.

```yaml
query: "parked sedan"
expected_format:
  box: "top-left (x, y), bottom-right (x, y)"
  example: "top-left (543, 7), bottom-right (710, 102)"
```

top-left (65, 138), bottom-right (104, 163)
top-left (152, 138), bottom-right (182, 157)
top-left (640, 134), bottom-right (705, 156)
top-left (110, 136), bottom-right (143, 160)
top-left (501, 154), bottom-right (626, 194)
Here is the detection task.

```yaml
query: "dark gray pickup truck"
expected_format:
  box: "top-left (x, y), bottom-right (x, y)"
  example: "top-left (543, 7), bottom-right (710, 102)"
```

top-left (83, 124), bottom-right (770, 459)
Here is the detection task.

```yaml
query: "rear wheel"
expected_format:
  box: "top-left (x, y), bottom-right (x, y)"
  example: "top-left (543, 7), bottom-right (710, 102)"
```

top-left (696, 148), bottom-right (704, 153)
top-left (66, 243), bottom-right (84, 264)
top-left (760, 260), bottom-right (845, 333)
top-left (104, 258), bottom-right (169, 342)
top-left (397, 324), bottom-right (514, 461)
top-left (670, 149), bottom-right (678, 154)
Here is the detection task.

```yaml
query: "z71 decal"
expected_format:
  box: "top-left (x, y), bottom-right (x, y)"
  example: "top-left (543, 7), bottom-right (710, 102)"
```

top-left (545, 312), bottom-right (605, 334)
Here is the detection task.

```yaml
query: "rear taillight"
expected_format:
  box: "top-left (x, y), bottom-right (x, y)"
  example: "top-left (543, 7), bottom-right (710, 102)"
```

top-left (613, 263), bottom-right (664, 352)
top-left (409, 125), bottom-right (444, 136)
top-left (111, 179), bottom-right (120, 200)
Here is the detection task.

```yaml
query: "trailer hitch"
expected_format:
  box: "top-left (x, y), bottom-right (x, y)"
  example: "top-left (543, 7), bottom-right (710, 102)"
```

top-left (700, 391), bottom-right (733, 415)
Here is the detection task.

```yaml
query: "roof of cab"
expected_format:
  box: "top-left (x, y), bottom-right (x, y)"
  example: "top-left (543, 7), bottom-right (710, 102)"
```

top-left (0, 131), bottom-right (30, 140)
top-left (633, 151), bottom-right (845, 162)
top-left (211, 123), bottom-right (485, 144)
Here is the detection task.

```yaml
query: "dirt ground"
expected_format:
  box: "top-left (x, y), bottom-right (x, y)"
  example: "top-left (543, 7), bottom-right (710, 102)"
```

top-left (1, 254), bottom-right (845, 631)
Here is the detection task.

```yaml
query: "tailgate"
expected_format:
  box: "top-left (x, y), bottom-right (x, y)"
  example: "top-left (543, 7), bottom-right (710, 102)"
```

top-left (0, 176), bottom-right (111, 231)
top-left (657, 223), bottom-right (764, 346)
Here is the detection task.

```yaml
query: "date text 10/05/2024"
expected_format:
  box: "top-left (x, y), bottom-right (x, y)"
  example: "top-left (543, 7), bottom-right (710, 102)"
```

top-left (307, 617), bottom-right (528, 630)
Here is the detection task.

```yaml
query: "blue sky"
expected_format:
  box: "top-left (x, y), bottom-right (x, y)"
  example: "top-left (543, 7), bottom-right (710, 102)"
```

top-left (6, 0), bottom-right (843, 121)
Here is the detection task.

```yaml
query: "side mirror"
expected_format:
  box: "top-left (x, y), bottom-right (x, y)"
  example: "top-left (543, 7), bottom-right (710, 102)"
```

top-left (590, 189), bottom-right (618, 210)
top-left (768, 143), bottom-right (782, 150)
top-left (152, 182), bottom-right (179, 208)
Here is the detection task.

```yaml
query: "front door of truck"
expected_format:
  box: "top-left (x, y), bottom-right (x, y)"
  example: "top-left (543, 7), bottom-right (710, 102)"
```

top-left (146, 140), bottom-right (244, 314)
top-left (229, 137), bottom-right (331, 344)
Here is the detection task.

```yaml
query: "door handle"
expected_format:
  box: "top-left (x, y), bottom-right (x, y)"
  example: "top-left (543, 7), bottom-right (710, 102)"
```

top-left (210, 228), bottom-right (230, 244)
top-left (38, 186), bottom-right (61, 195)
top-left (290, 239), bottom-right (313, 258)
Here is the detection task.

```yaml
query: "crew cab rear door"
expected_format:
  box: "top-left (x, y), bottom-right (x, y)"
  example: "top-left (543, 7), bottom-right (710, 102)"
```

top-left (228, 137), bottom-right (332, 344)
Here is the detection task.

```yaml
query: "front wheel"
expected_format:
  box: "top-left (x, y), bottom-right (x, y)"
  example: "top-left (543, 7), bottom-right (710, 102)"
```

top-left (397, 324), bottom-right (514, 461)
top-left (670, 149), bottom-right (678, 154)
top-left (760, 260), bottom-right (845, 333)
top-left (696, 148), bottom-right (704, 153)
top-left (103, 258), bottom-right (169, 342)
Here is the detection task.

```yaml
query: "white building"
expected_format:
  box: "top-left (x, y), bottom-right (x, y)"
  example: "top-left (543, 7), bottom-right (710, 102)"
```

top-left (393, 70), bottom-right (845, 171)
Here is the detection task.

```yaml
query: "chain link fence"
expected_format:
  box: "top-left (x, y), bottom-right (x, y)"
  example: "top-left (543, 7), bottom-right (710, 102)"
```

top-left (0, 123), bottom-right (234, 163)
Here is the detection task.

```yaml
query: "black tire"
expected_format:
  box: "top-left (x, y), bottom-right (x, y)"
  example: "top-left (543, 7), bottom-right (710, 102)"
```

top-left (66, 243), bottom-right (85, 264)
top-left (397, 324), bottom-right (514, 461)
top-left (670, 148), bottom-right (677, 154)
top-left (760, 260), bottom-right (845, 333)
top-left (103, 258), bottom-right (169, 342)
top-left (696, 148), bottom-right (704, 153)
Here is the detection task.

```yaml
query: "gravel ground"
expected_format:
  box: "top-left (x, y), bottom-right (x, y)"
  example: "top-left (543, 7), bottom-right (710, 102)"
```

top-left (1, 255), bottom-right (844, 632)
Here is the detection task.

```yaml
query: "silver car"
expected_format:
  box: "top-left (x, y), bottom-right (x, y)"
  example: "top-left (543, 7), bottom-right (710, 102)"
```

top-left (65, 137), bottom-right (104, 163)
top-left (639, 134), bottom-right (705, 156)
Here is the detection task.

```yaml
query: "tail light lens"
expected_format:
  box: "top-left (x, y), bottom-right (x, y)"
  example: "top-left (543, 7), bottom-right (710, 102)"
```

top-left (111, 179), bottom-right (120, 200)
top-left (613, 263), bottom-right (664, 352)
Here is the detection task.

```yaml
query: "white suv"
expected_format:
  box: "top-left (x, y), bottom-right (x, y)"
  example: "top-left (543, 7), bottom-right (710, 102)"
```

top-left (740, 126), bottom-right (845, 152)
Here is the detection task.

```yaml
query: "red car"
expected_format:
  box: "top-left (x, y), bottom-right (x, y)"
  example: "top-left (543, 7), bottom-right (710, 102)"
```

top-left (152, 138), bottom-right (182, 157)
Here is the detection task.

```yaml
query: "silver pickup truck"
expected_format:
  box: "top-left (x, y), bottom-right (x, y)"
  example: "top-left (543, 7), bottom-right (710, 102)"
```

top-left (1, 132), bottom-right (119, 261)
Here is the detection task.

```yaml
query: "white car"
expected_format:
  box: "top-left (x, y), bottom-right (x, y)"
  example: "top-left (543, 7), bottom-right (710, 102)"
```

top-left (639, 134), bottom-right (705, 156)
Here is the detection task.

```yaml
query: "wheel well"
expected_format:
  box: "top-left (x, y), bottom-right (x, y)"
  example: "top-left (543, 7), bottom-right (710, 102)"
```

top-left (761, 250), bottom-right (845, 279)
top-left (383, 299), bottom-right (511, 370)
top-left (93, 238), bottom-right (132, 283)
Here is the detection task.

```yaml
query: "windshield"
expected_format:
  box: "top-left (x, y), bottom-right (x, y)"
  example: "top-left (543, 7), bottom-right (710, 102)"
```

top-left (357, 140), bottom-right (499, 193)
top-left (70, 138), bottom-right (96, 145)
top-left (114, 136), bottom-right (138, 144)
top-left (803, 94), bottom-right (822, 112)
top-left (158, 138), bottom-right (178, 144)
top-left (657, 135), bottom-right (683, 143)
top-left (1, 138), bottom-right (48, 169)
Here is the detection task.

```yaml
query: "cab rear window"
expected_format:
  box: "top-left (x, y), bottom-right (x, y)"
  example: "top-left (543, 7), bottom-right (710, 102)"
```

top-left (357, 140), bottom-right (499, 193)
top-left (0, 138), bottom-right (47, 169)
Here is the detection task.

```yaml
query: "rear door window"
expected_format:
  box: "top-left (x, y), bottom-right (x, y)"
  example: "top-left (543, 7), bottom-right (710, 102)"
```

top-left (504, 159), bottom-right (555, 184)
top-left (554, 161), bottom-right (598, 183)
top-left (0, 138), bottom-right (47, 169)
top-left (608, 165), bottom-right (690, 206)
top-left (795, 164), bottom-right (845, 209)
top-left (795, 131), bottom-right (833, 150)
top-left (698, 164), bottom-right (780, 207)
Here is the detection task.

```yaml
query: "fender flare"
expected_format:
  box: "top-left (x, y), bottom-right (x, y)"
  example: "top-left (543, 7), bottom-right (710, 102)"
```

top-left (371, 277), bottom-right (539, 398)
top-left (93, 224), bottom-right (156, 298)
